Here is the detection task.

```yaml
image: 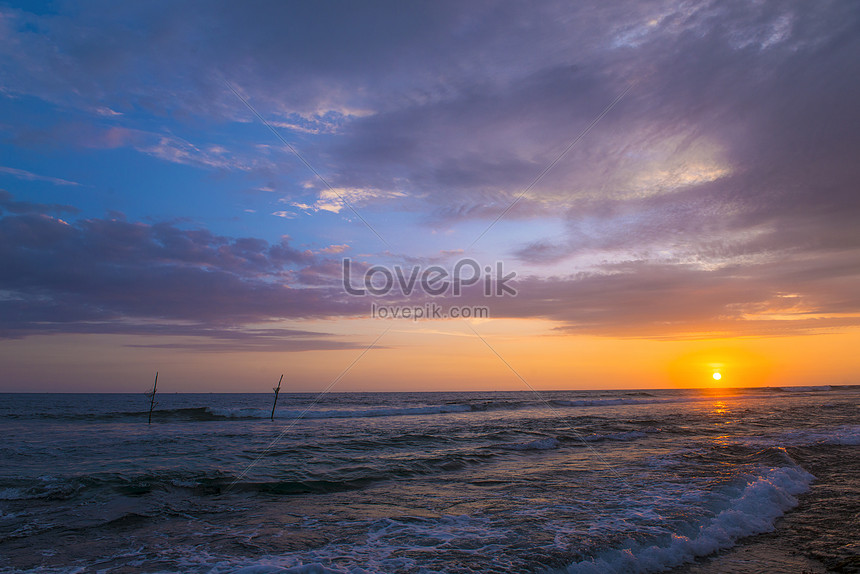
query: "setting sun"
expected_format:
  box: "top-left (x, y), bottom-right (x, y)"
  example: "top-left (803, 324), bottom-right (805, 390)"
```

top-left (713, 372), bottom-right (722, 381)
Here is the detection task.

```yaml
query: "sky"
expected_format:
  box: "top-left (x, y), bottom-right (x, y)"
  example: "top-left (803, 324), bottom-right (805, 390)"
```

top-left (1, 0), bottom-right (859, 392)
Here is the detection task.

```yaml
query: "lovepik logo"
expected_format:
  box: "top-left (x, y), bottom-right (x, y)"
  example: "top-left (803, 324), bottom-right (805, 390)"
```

top-left (342, 258), bottom-right (517, 297)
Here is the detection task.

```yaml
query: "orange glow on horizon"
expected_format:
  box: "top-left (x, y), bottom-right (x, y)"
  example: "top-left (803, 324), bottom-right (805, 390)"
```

top-left (1, 320), bottom-right (859, 392)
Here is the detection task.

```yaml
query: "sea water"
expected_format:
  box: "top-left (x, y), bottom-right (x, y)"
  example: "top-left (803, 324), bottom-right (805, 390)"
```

top-left (0, 387), bottom-right (857, 573)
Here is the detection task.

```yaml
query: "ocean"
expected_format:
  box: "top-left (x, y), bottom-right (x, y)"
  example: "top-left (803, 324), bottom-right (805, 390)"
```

top-left (0, 387), bottom-right (857, 573)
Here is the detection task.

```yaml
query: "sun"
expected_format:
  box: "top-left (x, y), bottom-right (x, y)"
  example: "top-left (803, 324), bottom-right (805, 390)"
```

top-left (712, 372), bottom-right (722, 381)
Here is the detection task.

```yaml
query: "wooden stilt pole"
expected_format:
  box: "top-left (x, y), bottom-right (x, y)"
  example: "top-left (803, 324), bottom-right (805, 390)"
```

top-left (271, 374), bottom-right (283, 421)
top-left (147, 372), bottom-right (158, 424)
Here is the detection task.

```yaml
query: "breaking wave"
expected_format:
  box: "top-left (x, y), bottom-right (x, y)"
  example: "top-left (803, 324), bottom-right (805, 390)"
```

top-left (563, 462), bottom-right (815, 573)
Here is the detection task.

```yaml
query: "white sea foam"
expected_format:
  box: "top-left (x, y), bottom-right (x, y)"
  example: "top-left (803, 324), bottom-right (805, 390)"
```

top-left (561, 464), bottom-right (814, 574)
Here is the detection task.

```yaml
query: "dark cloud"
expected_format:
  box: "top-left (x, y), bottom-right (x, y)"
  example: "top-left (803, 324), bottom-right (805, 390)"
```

top-left (3, 191), bottom-right (860, 341)
top-left (0, 196), bottom-right (368, 344)
top-left (0, 190), bottom-right (80, 215)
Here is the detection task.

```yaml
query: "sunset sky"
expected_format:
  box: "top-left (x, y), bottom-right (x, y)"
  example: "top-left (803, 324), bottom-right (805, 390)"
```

top-left (1, 1), bottom-right (859, 392)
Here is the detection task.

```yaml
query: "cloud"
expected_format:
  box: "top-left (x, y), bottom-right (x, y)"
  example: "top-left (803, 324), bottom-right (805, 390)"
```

top-left (0, 1), bottom-right (858, 344)
top-left (452, 252), bottom-right (860, 338)
top-left (4, 1), bottom-right (856, 221)
top-left (291, 187), bottom-right (407, 214)
top-left (0, 190), bottom-right (80, 215)
top-left (319, 244), bottom-right (349, 254)
top-left (0, 194), bottom-right (369, 344)
top-left (135, 133), bottom-right (273, 171)
top-left (3, 190), bottom-right (860, 342)
top-left (9, 122), bottom-right (281, 173)
top-left (0, 166), bottom-right (81, 186)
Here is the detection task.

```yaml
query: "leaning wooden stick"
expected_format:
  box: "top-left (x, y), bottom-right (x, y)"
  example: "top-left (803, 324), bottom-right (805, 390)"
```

top-left (271, 374), bottom-right (283, 421)
top-left (147, 372), bottom-right (158, 424)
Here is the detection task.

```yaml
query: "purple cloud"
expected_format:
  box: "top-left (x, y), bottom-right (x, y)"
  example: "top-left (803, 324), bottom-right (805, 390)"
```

top-left (0, 195), bottom-right (369, 345)
top-left (1, 1), bottom-right (858, 342)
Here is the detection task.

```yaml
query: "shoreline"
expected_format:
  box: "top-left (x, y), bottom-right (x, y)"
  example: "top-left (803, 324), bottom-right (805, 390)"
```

top-left (671, 534), bottom-right (830, 574)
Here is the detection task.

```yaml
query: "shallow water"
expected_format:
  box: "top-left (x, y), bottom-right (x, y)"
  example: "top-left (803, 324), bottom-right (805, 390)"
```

top-left (0, 386), bottom-right (857, 573)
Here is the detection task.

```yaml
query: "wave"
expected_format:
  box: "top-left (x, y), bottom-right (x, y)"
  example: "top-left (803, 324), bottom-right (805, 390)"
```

top-left (0, 472), bottom-right (373, 499)
top-left (20, 386), bottom-right (846, 426)
top-left (208, 404), bottom-right (473, 420)
top-left (0, 475), bottom-right (96, 501)
top-left (564, 462), bottom-right (815, 573)
top-left (504, 436), bottom-right (560, 450)
top-left (0, 448), bottom-right (512, 501)
top-left (551, 397), bottom-right (698, 408)
top-left (232, 566), bottom-right (342, 574)
top-left (29, 404), bottom-right (478, 423)
top-left (553, 398), bottom-right (646, 407)
top-left (580, 429), bottom-right (650, 442)
top-left (1, 394), bottom-right (716, 424)
top-left (730, 424), bottom-right (860, 448)
top-left (0, 487), bottom-right (29, 500)
top-left (499, 428), bottom-right (657, 451)
top-left (16, 406), bottom-right (224, 422)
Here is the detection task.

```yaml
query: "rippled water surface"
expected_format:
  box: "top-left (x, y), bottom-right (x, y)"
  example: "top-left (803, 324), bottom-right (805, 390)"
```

top-left (0, 387), bottom-right (857, 573)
